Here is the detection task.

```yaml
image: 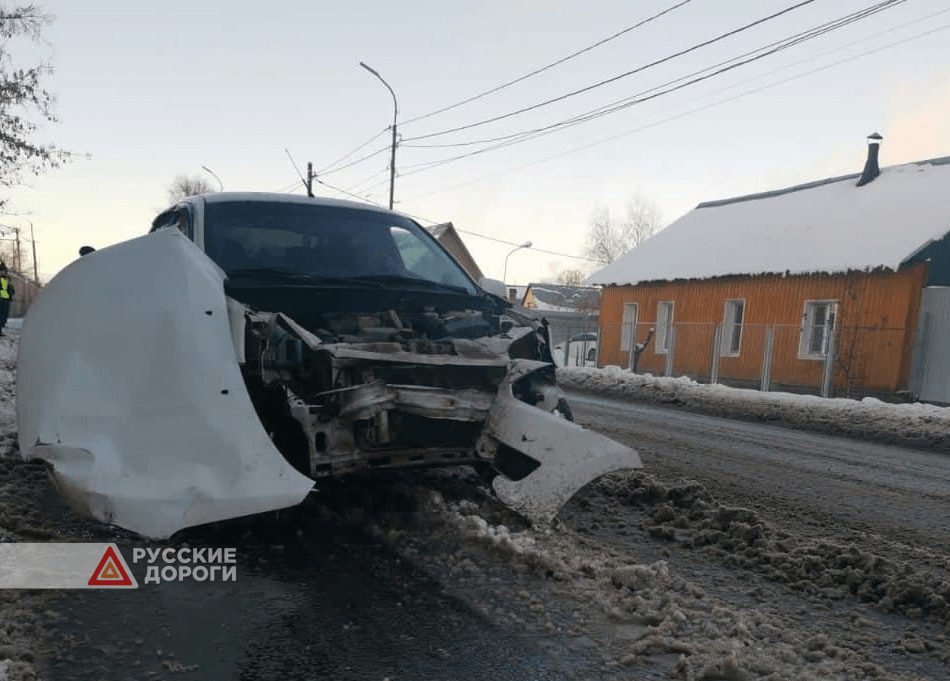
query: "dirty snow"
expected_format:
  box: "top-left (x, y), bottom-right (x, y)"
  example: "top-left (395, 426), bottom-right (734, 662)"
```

top-left (558, 364), bottom-right (950, 451)
top-left (370, 468), bottom-right (949, 680)
top-left (0, 321), bottom-right (49, 681)
top-left (3, 321), bottom-right (950, 679)
top-left (589, 157), bottom-right (950, 286)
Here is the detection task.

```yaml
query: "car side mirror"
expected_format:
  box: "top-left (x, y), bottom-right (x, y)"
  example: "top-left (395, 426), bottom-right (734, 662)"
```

top-left (79, 246), bottom-right (96, 256)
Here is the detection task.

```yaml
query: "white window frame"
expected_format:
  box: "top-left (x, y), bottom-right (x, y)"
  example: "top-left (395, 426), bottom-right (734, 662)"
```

top-left (798, 300), bottom-right (838, 360)
top-left (720, 299), bottom-right (745, 357)
top-left (620, 303), bottom-right (638, 352)
top-left (655, 301), bottom-right (674, 354)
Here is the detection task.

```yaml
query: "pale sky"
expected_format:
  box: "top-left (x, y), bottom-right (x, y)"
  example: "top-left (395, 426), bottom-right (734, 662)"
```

top-left (4, 0), bottom-right (950, 284)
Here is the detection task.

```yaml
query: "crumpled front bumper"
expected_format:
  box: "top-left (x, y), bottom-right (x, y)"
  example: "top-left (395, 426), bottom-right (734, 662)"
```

top-left (16, 230), bottom-right (314, 539)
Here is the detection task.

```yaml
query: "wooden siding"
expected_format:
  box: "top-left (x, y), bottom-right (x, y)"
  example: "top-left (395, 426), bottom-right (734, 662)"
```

top-left (598, 264), bottom-right (928, 394)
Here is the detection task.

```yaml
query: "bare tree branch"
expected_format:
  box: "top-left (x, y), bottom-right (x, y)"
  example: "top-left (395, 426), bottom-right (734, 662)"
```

top-left (585, 195), bottom-right (664, 264)
top-left (622, 193), bottom-right (663, 247)
top-left (0, 3), bottom-right (68, 203)
top-left (166, 174), bottom-right (217, 204)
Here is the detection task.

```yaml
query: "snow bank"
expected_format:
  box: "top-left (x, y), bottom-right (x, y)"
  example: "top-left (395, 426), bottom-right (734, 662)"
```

top-left (0, 325), bottom-right (51, 681)
top-left (558, 366), bottom-right (950, 451)
top-left (374, 472), bottom-right (949, 679)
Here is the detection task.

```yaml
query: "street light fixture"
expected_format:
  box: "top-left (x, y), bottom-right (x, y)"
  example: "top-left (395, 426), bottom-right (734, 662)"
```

top-left (201, 165), bottom-right (224, 192)
top-left (503, 241), bottom-right (532, 283)
top-left (359, 61), bottom-right (398, 209)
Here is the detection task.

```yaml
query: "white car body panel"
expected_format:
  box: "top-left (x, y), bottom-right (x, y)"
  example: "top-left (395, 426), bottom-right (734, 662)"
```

top-left (16, 229), bottom-right (314, 538)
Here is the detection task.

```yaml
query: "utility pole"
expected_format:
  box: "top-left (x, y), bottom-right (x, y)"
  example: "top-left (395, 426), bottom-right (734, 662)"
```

top-left (14, 227), bottom-right (20, 273)
top-left (306, 162), bottom-right (314, 198)
top-left (30, 223), bottom-right (38, 282)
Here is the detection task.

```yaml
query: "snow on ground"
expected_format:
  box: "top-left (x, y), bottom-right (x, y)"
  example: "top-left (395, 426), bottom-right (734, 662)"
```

top-left (0, 322), bottom-right (50, 681)
top-left (2, 323), bottom-right (949, 679)
top-left (558, 365), bottom-right (950, 451)
top-left (372, 469), bottom-right (949, 680)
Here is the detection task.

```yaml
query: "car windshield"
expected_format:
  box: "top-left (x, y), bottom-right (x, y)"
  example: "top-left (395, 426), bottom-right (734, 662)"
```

top-left (203, 200), bottom-right (477, 294)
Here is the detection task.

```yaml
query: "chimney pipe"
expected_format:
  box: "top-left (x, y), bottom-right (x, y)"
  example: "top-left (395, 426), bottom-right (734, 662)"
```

top-left (856, 132), bottom-right (882, 187)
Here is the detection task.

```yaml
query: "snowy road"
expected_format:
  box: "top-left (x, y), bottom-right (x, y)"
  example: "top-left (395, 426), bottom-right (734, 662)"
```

top-left (565, 390), bottom-right (950, 557)
top-left (5, 325), bottom-right (950, 680)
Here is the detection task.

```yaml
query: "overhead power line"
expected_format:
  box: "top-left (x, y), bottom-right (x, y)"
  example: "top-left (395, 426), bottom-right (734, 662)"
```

top-left (451, 228), bottom-right (607, 263)
top-left (401, 0), bottom-right (907, 152)
top-left (395, 0), bottom-right (907, 176)
top-left (402, 0), bottom-right (820, 143)
top-left (404, 14), bottom-right (949, 202)
top-left (400, 0), bottom-right (695, 126)
top-left (316, 127), bottom-right (390, 176)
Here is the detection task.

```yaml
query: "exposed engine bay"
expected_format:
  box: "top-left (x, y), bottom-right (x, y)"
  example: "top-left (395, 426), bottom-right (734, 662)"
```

top-left (17, 195), bottom-right (641, 538)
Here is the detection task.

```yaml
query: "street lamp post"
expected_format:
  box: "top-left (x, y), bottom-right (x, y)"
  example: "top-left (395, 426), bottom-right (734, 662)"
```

top-left (359, 61), bottom-right (398, 209)
top-left (201, 165), bottom-right (224, 192)
top-left (502, 241), bottom-right (532, 283)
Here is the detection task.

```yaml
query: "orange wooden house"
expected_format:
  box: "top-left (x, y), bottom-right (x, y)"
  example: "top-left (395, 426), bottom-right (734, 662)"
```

top-left (589, 139), bottom-right (950, 400)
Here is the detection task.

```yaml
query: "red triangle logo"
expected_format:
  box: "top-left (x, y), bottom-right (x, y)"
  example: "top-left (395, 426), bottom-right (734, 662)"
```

top-left (88, 546), bottom-right (134, 586)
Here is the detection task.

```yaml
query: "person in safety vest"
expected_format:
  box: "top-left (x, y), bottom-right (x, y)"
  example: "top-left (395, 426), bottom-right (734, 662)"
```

top-left (0, 261), bottom-right (15, 337)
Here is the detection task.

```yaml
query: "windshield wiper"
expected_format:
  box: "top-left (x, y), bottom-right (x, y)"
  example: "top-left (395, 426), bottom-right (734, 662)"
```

top-left (226, 268), bottom-right (386, 288)
top-left (227, 267), bottom-right (309, 279)
top-left (344, 274), bottom-right (471, 295)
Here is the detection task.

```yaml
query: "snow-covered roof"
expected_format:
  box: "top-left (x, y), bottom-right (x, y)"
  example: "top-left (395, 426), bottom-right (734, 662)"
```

top-left (590, 156), bottom-right (950, 286)
top-left (524, 283), bottom-right (599, 311)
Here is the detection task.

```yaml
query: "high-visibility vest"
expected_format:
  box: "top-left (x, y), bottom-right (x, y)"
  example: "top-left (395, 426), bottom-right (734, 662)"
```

top-left (0, 278), bottom-right (10, 300)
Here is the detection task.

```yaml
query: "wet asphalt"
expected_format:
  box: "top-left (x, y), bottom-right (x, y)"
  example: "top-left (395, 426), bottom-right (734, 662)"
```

top-left (34, 487), bottom-right (582, 681)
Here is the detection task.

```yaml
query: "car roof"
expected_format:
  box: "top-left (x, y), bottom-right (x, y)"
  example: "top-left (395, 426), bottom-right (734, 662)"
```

top-left (178, 191), bottom-right (404, 218)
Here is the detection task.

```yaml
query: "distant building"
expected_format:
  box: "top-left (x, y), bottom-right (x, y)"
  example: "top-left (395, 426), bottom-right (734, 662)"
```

top-left (506, 285), bottom-right (527, 305)
top-left (521, 283), bottom-right (601, 362)
top-left (521, 283), bottom-right (599, 313)
top-left (590, 136), bottom-right (950, 401)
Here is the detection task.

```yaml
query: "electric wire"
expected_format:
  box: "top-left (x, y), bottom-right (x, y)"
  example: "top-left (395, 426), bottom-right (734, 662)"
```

top-left (400, 0), bottom-right (694, 126)
top-left (405, 16), bottom-right (950, 202)
top-left (401, 0), bottom-right (908, 151)
top-left (396, 0), bottom-right (907, 175)
top-left (316, 142), bottom-right (393, 177)
top-left (401, 0), bottom-right (820, 143)
top-left (315, 127), bottom-right (390, 175)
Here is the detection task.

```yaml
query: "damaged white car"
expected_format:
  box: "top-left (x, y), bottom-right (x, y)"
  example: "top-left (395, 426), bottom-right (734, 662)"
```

top-left (17, 193), bottom-right (640, 538)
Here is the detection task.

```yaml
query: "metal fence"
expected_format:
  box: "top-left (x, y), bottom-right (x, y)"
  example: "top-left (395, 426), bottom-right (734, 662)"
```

top-left (596, 320), bottom-right (913, 398)
top-left (556, 319), bottom-right (601, 367)
top-left (8, 271), bottom-right (41, 318)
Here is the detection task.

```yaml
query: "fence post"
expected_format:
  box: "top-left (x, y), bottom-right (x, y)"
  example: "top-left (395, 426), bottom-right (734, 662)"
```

top-left (664, 326), bottom-right (676, 377)
top-left (625, 320), bottom-right (636, 371)
top-left (710, 325), bottom-right (722, 385)
top-left (563, 324), bottom-right (571, 367)
top-left (760, 326), bottom-right (774, 392)
top-left (821, 327), bottom-right (837, 398)
top-left (910, 312), bottom-right (932, 399)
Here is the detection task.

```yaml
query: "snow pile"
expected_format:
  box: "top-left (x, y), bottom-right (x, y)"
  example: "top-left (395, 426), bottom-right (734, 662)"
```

top-left (0, 324), bottom-right (51, 681)
top-left (0, 325), bottom-right (18, 458)
top-left (375, 480), bottom-right (947, 680)
top-left (558, 365), bottom-right (950, 451)
top-left (598, 473), bottom-right (950, 628)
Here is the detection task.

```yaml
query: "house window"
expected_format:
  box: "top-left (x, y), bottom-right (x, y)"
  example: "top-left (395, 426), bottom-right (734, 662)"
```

top-left (508, 287), bottom-right (518, 302)
top-left (799, 300), bottom-right (838, 359)
top-left (656, 301), bottom-right (674, 354)
top-left (721, 299), bottom-right (745, 356)
top-left (620, 303), bottom-right (638, 352)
